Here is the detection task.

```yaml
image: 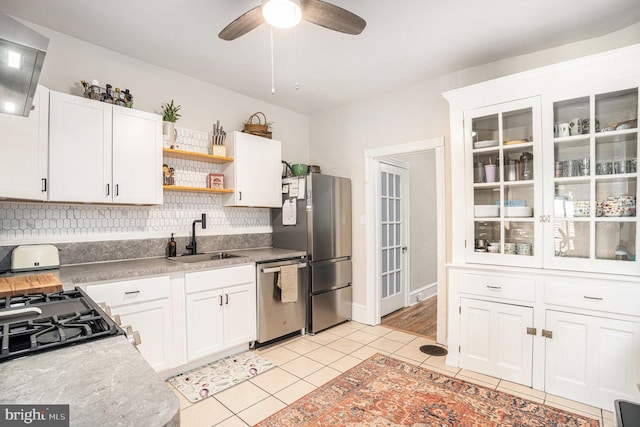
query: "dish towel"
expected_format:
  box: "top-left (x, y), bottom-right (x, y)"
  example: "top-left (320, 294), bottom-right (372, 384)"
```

top-left (277, 264), bottom-right (298, 303)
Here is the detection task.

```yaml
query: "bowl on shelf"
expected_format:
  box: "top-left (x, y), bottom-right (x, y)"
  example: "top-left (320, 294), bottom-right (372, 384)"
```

top-left (573, 201), bottom-right (590, 217)
top-left (474, 205), bottom-right (499, 217)
top-left (504, 206), bottom-right (533, 217)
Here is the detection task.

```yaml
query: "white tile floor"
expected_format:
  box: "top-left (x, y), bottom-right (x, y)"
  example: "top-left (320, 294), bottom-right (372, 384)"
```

top-left (167, 321), bottom-right (614, 427)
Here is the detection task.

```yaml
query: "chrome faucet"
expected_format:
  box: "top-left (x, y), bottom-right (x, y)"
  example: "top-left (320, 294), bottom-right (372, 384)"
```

top-left (185, 213), bottom-right (206, 255)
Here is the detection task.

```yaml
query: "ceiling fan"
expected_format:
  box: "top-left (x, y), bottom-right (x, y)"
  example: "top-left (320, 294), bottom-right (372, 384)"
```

top-left (219, 0), bottom-right (366, 41)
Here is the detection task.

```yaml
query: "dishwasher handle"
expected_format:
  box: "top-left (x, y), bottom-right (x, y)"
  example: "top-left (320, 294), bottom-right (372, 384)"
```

top-left (260, 263), bottom-right (307, 274)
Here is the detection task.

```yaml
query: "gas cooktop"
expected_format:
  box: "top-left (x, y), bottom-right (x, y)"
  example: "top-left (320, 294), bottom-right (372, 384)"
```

top-left (0, 288), bottom-right (123, 362)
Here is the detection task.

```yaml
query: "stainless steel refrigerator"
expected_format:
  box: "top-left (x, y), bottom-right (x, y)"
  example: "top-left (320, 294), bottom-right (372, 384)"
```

top-left (272, 173), bottom-right (352, 334)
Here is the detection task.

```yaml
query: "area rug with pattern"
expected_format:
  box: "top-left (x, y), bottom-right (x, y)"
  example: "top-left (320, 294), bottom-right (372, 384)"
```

top-left (257, 353), bottom-right (599, 427)
top-left (168, 351), bottom-right (276, 403)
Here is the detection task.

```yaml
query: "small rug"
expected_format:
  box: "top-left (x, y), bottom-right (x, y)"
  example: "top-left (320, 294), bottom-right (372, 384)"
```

top-left (168, 351), bottom-right (276, 403)
top-left (257, 353), bottom-right (599, 427)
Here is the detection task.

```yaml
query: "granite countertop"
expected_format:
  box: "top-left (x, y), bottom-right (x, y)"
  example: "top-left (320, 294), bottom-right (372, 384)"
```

top-left (12, 247), bottom-right (305, 288)
top-left (0, 336), bottom-right (180, 427)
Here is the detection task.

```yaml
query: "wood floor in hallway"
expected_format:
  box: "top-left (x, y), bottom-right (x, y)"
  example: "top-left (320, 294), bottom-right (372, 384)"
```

top-left (381, 297), bottom-right (437, 339)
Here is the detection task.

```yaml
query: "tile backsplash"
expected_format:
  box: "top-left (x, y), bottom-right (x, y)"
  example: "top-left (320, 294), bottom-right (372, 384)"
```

top-left (0, 127), bottom-right (271, 245)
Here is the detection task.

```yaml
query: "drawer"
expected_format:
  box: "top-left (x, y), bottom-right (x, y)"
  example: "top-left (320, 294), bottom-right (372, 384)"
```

top-left (458, 272), bottom-right (536, 302)
top-left (545, 278), bottom-right (640, 317)
top-left (86, 276), bottom-right (170, 307)
top-left (185, 264), bottom-right (254, 294)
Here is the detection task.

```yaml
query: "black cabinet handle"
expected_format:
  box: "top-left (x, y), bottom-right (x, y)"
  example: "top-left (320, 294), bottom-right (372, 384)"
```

top-left (106, 183), bottom-right (110, 196)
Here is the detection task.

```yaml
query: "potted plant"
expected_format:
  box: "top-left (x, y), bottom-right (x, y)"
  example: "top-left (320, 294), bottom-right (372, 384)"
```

top-left (161, 100), bottom-right (181, 148)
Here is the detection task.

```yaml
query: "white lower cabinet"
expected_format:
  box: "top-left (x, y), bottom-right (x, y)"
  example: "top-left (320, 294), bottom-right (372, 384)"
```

top-left (85, 276), bottom-right (176, 372)
top-left (545, 310), bottom-right (640, 410)
top-left (460, 298), bottom-right (533, 386)
top-left (450, 267), bottom-right (640, 411)
top-left (85, 264), bottom-right (257, 374)
top-left (184, 264), bottom-right (256, 362)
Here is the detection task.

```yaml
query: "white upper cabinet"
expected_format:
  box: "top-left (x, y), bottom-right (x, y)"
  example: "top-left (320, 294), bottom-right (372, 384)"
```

top-left (445, 46), bottom-right (640, 277)
top-left (544, 85), bottom-right (638, 275)
top-left (48, 91), bottom-right (162, 204)
top-left (112, 106), bottom-right (163, 204)
top-left (0, 85), bottom-right (49, 201)
top-left (223, 131), bottom-right (281, 208)
top-left (464, 97), bottom-right (543, 269)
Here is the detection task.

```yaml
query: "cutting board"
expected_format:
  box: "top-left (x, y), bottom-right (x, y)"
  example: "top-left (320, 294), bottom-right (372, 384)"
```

top-left (0, 274), bottom-right (63, 297)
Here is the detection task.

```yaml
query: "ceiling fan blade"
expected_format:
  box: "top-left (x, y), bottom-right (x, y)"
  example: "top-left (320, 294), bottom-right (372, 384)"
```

top-left (218, 5), bottom-right (265, 41)
top-left (301, 0), bottom-right (366, 35)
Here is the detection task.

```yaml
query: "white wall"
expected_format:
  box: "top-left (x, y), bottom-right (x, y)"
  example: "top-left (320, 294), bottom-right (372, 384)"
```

top-left (25, 20), bottom-right (310, 164)
top-left (309, 24), bottom-right (640, 315)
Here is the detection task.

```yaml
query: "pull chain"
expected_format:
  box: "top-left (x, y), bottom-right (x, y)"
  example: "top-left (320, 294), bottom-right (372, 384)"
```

top-left (270, 26), bottom-right (275, 95)
top-left (294, 25), bottom-right (299, 90)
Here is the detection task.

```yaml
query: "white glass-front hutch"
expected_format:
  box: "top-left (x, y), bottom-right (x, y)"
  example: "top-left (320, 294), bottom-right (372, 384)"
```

top-left (444, 44), bottom-right (640, 412)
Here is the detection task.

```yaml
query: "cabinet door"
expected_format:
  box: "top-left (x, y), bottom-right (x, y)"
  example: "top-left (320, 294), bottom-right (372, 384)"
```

top-left (112, 106), bottom-right (163, 204)
top-left (460, 298), bottom-right (533, 386)
top-left (113, 298), bottom-right (175, 372)
top-left (464, 97), bottom-right (543, 268)
top-left (224, 283), bottom-right (257, 348)
top-left (185, 288), bottom-right (225, 361)
top-left (0, 85), bottom-right (49, 201)
top-left (546, 85), bottom-right (639, 275)
top-left (225, 131), bottom-right (281, 207)
top-left (49, 91), bottom-right (112, 203)
top-left (545, 310), bottom-right (640, 411)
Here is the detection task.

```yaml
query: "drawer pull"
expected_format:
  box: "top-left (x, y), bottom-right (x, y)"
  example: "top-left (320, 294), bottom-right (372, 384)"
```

top-left (486, 285), bottom-right (502, 291)
top-left (124, 290), bottom-right (140, 295)
top-left (583, 296), bottom-right (603, 301)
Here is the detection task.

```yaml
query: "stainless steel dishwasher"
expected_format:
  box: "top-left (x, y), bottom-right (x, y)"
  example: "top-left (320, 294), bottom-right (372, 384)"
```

top-left (256, 256), bottom-right (308, 345)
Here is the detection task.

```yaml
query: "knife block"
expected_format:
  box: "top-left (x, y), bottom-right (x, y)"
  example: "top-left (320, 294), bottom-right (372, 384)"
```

top-left (211, 142), bottom-right (226, 157)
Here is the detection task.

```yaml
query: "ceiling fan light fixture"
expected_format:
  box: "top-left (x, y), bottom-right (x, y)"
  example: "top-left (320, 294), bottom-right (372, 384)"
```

top-left (262, 0), bottom-right (302, 29)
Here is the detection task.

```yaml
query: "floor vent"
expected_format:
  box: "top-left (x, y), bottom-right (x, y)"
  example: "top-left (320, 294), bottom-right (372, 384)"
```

top-left (419, 345), bottom-right (448, 356)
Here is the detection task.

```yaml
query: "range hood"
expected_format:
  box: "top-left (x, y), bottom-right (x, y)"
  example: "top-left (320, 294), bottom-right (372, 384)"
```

top-left (0, 12), bottom-right (48, 117)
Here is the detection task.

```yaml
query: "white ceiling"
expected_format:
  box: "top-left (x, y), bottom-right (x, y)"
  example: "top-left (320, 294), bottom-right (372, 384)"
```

top-left (2, 0), bottom-right (640, 114)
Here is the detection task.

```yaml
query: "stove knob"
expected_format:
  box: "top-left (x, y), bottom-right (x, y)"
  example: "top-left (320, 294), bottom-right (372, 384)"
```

top-left (97, 303), bottom-right (112, 316)
top-left (112, 314), bottom-right (121, 325)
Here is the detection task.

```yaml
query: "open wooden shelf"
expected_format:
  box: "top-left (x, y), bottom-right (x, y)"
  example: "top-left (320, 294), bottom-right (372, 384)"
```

top-left (163, 185), bottom-right (234, 194)
top-left (162, 148), bottom-right (233, 164)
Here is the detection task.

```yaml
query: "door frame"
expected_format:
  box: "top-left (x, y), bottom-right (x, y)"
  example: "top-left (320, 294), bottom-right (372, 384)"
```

top-left (364, 137), bottom-right (447, 344)
top-left (378, 159), bottom-right (410, 316)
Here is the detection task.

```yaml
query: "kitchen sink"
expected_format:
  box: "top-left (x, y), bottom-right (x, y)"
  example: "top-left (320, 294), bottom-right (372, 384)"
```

top-left (167, 252), bottom-right (241, 263)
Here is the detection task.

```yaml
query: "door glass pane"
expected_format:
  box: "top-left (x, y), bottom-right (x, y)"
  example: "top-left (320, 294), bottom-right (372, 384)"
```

top-left (472, 114), bottom-right (499, 148)
top-left (381, 198), bottom-right (387, 222)
top-left (382, 249), bottom-right (388, 272)
top-left (388, 174), bottom-right (395, 197)
top-left (503, 108), bottom-right (533, 143)
top-left (395, 174), bottom-right (400, 197)
top-left (382, 274), bottom-right (388, 298)
top-left (504, 221), bottom-right (534, 256)
top-left (381, 172), bottom-right (388, 195)
top-left (382, 224), bottom-right (388, 247)
top-left (596, 222), bottom-right (636, 261)
top-left (553, 220), bottom-right (589, 258)
top-left (396, 247), bottom-right (401, 270)
top-left (388, 273), bottom-right (395, 296)
top-left (395, 271), bottom-right (401, 294)
top-left (595, 89), bottom-right (638, 132)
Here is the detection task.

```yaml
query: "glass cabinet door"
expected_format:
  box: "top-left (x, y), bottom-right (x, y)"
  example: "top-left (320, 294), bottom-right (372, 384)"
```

top-left (548, 87), bottom-right (638, 274)
top-left (465, 97), bottom-right (542, 267)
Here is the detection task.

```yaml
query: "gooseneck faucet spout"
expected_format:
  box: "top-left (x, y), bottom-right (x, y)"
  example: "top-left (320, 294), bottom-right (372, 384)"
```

top-left (185, 213), bottom-right (206, 255)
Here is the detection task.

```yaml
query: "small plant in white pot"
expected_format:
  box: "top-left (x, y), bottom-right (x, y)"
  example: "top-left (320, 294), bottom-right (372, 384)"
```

top-left (161, 100), bottom-right (181, 149)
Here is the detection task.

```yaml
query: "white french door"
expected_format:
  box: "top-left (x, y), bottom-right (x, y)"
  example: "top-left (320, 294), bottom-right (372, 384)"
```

top-left (379, 162), bottom-right (409, 316)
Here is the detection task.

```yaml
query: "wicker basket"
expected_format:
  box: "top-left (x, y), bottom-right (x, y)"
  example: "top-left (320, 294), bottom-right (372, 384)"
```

top-left (243, 112), bottom-right (272, 139)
